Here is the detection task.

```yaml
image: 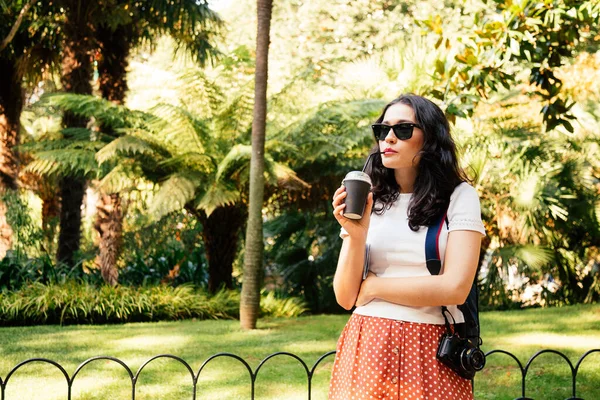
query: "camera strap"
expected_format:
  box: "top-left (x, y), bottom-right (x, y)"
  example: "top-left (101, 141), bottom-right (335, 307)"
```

top-left (441, 306), bottom-right (455, 334)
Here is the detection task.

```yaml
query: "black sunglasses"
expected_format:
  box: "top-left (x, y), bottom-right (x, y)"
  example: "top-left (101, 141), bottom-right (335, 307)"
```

top-left (371, 123), bottom-right (422, 141)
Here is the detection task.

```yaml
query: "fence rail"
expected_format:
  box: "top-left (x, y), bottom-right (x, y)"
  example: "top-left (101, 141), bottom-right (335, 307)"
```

top-left (1, 348), bottom-right (598, 400)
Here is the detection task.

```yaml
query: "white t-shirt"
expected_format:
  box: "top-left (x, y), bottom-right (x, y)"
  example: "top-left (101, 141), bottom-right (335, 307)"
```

top-left (341, 182), bottom-right (486, 325)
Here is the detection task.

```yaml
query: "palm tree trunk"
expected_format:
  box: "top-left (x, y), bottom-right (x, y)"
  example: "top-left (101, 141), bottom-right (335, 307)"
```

top-left (57, 175), bottom-right (85, 265)
top-left (0, 57), bottom-right (22, 257)
top-left (240, 0), bottom-right (273, 330)
top-left (195, 206), bottom-right (247, 293)
top-left (95, 192), bottom-right (122, 285)
top-left (97, 24), bottom-right (129, 104)
top-left (40, 186), bottom-right (61, 255)
top-left (93, 24), bottom-right (131, 285)
top-left (57, 9), bottom-right (94, 266)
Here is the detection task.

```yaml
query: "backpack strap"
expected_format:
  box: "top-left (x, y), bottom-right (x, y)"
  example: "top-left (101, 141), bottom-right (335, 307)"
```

top-left (424, 210), bottom-right (448, 276)
top-left (425, 209), bottom-right (482, 344)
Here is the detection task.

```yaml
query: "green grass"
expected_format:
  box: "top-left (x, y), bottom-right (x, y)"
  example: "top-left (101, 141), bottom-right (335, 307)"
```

top-left (0, 304), bottom-right (598, 399)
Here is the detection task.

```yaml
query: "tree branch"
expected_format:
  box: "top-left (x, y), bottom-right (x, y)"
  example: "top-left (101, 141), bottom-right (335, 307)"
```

top-left (0, 0), bottom-right (37, 52)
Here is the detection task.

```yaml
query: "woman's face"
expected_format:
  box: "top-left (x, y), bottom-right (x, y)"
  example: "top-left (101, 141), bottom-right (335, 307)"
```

top-left (378, 103), bottom-right (424, 170)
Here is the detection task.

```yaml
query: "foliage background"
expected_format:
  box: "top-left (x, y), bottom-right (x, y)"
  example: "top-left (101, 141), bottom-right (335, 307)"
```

top-left (0, 0), bottom-right (599, 322)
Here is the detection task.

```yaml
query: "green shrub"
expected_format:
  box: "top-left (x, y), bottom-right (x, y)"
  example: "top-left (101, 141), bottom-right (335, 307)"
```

top-left (119, 211), bottom-right (209, 287)
top-left (0, 281), bottom-right (306, 326)
top-left (259, 290), bottom-right (308, 318)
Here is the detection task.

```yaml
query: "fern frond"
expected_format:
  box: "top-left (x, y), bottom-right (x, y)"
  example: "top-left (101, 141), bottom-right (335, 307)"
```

top-left (19, 128), bottom-right (94, 152)
top-left (264, 140), bottom-right (299, 159)
top-left (149, 173), bottom-right (200, 219)
top-left (215, 144), bottom-right (252, 182)
top-left (95, 162), bottom-right (141, 194)
top-left (280, 99), bottom-right (386, 161)
top-left (40, 93), bottom-right (131, 130)
top-left (195, 182), bottom-right (241, 216)
top-left (96, 135), bottom-right (159, 164)
top-left (25, 149), bottom-right (99, 178)
top-left (214, 87), bottom-right (254, 139)
top-left (148, 104), bottom-right (209, 153)
top-left (120, 128), bottom-right (175, 156)
top-left (178, 68), bottom-right (225, 116)
top-left (272, 163), bottom-right (310, 189)
top-left (24, 159), bottom-right (62, 177)
top-left (157, 152), bottom-right (216, 173)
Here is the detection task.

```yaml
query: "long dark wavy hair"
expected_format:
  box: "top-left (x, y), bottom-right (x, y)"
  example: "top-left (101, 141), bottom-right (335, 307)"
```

top-left (365, 94), bottom-right (469, 231)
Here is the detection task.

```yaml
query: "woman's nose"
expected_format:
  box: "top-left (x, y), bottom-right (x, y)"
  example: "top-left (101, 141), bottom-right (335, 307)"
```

top-left (385, 128), bottom-right (397, 143)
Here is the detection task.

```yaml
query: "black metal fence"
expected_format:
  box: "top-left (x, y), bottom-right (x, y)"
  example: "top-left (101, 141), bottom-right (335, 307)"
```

top-left (1, 348), bottom-right (598, 400)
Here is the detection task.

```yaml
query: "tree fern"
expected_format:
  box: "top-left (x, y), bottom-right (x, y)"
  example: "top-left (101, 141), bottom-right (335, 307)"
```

top-left (147, 103), bottom-right (208, 153)
top-left (215, 144), bottom-right (252, 182)
top-left (214, 87), bottom-right (254, 140)
top-left (40, 93), bottom-right (132, 131)
top-left (149, 173), bottom-right (200, 220)
top-left (25, 145), bottom-right (102, 178)
top-left (177, 67), bottom-right (225, 117)
top-left (156, 152), bottom-right (216, 174)
top-left (96, 162), bottom-right (144, 194)
top-left (279, 99), bottom-right (385, 162)
top-left (96, 135), bottom-right (160, 164)
top-left (195, 181), bottom-right (241, 216)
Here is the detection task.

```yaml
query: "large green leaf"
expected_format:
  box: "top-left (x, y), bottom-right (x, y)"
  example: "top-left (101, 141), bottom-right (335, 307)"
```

top-left (195, 182), bottom-right (241, 216)
top-left (215, 144), bottom-right (252, 182)
top-left (149, 173), bottom-right (200, 220)
top-left (95, 163), bottom-right (142, 194)
top-left (148, 104), bottom-right (207, 154)
top-left (96, 135), bottom-right (158, 164)
top-left (40, 93), bottom-right (130, 130)
top-left (25, 149), bottom-right (99, 178)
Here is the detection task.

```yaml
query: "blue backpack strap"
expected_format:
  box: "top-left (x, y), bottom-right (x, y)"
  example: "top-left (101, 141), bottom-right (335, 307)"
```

top-left (425, 210), bottom-right (448, 275)
top-left (426, 209), bottom-right (482, 343)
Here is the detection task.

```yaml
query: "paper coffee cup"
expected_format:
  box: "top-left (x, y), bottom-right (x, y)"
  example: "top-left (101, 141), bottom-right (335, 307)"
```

top-left (342, 171), bottom-right (372, 219)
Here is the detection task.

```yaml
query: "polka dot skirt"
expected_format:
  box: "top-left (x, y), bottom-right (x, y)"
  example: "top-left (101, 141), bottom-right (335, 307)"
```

top-left (329, 314), bottom-right (473, 400)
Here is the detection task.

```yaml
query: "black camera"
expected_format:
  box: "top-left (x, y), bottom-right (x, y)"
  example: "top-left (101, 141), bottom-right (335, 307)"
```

top-left (436, 332), bottom-right (486, 380)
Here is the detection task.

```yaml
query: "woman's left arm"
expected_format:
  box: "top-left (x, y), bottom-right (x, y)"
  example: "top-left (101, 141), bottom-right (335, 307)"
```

top-left (356, 230), bottom-right (482, 307)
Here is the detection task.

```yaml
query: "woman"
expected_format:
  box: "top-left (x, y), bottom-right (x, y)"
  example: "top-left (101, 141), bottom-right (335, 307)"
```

top-left (329, 94), bottom-right (485, 400)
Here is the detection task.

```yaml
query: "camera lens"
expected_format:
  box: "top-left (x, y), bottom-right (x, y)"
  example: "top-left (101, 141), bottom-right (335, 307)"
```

top-left (463, 347), bottom-right (486, 371)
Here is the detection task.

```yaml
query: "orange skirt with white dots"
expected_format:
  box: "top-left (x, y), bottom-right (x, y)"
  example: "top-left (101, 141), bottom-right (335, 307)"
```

top-left (328, 314), bottom-right (473, 400)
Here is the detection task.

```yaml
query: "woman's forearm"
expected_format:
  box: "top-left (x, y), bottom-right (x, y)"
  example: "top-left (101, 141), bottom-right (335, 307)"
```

top-left (333, 236), bottom-right (367, 310)
top-left (358, 230), bottom-right (482, 308)
top-left (366, 274), bottom-right (468, 307)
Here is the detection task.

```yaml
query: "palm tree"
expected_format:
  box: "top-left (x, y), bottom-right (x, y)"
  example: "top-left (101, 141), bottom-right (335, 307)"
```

top-left (239, 0), bottom-right (273, 330)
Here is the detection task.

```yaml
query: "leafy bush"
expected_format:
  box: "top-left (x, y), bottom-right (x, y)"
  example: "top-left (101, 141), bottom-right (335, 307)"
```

top-left (0, 281), bottom-right (306, 326)
top-left (119, 210), bottom-right (209, 287)
top-left (0, 251), bottom-right (102, 291)
top-left (259, 290), bottom-right (308, 318)
top-left (264, 210), bottom-right (344, 314)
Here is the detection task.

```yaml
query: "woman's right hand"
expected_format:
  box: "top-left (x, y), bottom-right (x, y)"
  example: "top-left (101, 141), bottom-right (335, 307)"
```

top-left (332, 185), bottom-right (373, 239)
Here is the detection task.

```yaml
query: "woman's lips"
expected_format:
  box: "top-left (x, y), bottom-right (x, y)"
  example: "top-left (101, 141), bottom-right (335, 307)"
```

top-left (382, 148), bottom-right (397, 155)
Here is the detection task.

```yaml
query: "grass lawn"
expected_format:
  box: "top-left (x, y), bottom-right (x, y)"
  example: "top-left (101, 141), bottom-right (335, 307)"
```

top-left (0, 304), bottom-right (598, 399)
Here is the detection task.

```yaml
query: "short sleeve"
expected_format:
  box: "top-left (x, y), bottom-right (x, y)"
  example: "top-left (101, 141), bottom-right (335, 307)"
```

top-left (447, 182), bottom-right (486, 236)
